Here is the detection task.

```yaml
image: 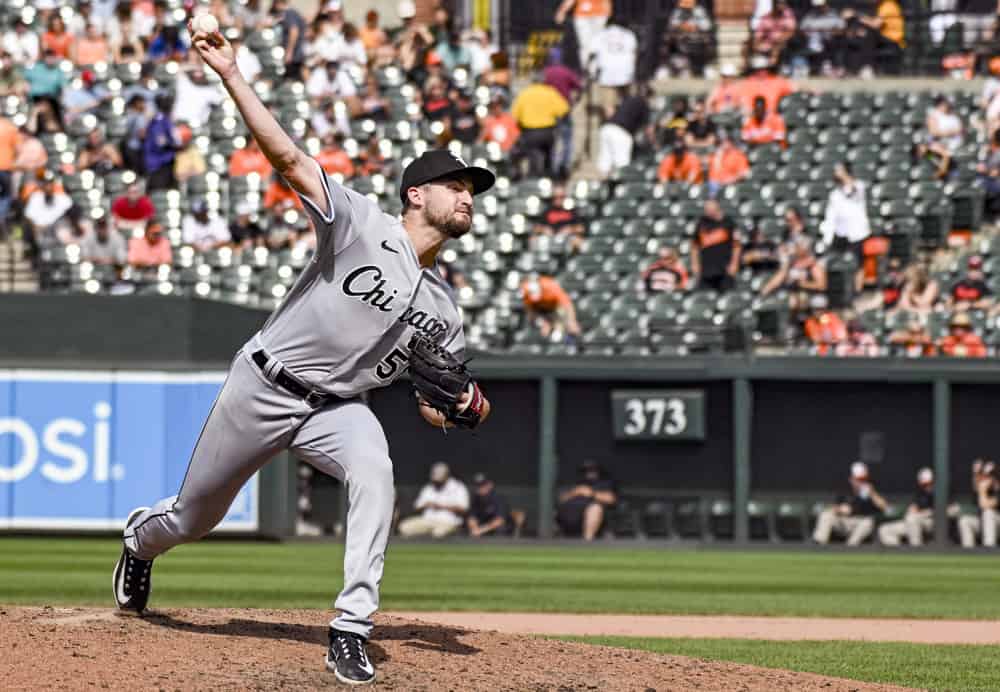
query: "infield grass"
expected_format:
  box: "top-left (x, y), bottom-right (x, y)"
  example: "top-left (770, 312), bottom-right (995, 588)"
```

top-left (1, 538), bottom-right (999, 619)
top-left (566, 637), bottom-right (1000, 692)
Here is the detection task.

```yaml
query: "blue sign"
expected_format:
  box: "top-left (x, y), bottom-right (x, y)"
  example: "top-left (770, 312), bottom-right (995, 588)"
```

top-left (0, 370), bottom-right (257, 531)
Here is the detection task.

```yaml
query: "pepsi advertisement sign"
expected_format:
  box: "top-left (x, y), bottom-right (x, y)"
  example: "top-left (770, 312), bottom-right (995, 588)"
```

top-left (0, 370), bottom-right (257, 531)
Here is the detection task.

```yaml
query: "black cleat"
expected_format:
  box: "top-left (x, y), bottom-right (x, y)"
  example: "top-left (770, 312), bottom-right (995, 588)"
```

top-left (113, 507), bottom-right (154, 614)
top-left (325, 627), bottom-right (376, 685)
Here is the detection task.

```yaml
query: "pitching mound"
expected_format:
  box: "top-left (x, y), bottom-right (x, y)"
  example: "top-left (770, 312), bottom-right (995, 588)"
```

top-left (1, 606), bottom-right (909, 691)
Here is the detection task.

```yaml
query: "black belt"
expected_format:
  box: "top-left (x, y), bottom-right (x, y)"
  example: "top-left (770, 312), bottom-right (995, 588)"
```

top-left (251, 349), bottom-right (336, 408)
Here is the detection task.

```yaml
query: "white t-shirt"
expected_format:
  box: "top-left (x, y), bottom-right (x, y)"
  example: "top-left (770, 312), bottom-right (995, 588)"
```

top-left (24, 191), bottom-right (73, 229)
top-left (172, 71), bottom-right (225, 129)
top-left (236, 45), bottom-right (262, 84)
top-left (413, 478), bottom-right (470, 527)
top-left (592, 24), bottom-right (636, 86)
top-left (305, 67), bottom-right (358, 100)
top-left (182, 214), bottom-right (231, 249)
top-left (3, 31), bottom-right (39, 65)
top-left (821, 181), bottom-right (871, 245)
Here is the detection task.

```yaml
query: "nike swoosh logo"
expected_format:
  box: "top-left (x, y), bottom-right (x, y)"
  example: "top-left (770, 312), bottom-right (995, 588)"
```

top-left (381, 240), bottom-right (399, 254)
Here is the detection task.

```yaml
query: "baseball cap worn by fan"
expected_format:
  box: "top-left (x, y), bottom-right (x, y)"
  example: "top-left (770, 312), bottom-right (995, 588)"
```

top-left (399, 149), bottom-right (496, 204)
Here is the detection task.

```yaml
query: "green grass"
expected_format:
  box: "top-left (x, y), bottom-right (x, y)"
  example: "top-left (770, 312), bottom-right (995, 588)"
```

top-left (1, 538), bottom-right (999, 618)
top-left (562, 637), bottom-right (1000, 692)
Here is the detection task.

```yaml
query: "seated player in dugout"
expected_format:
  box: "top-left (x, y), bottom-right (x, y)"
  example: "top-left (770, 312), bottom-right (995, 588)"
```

top-left (556, 461), bottom-right (619, 540)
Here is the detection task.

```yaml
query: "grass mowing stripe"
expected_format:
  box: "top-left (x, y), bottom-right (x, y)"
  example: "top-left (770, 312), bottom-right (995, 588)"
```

top-left (2, 539), bottom-right (999, 618)
top-left (559, 636), bottom-right (1000, 692)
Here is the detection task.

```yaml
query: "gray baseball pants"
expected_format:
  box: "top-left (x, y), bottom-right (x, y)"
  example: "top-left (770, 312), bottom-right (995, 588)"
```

top-left (123, 350), bottom-right (395, 639)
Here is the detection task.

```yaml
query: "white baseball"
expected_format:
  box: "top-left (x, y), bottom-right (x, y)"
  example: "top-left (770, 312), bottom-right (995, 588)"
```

top-left (192, 13), bottom-right (219, 34)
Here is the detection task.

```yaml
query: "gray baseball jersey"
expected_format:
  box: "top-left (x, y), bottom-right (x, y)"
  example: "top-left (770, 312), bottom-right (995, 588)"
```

top-left (251, 159), bottom-right (465, 395)
top-left (123, 158), bottom-right (469, 640)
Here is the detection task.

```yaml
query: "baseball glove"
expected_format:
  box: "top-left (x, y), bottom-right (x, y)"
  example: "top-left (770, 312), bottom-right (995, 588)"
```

top-left (407, 333), bottom-right (483, 429)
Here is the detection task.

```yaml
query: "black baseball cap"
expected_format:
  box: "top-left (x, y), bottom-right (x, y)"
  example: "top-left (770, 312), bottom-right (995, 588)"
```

top-left (399, 149), bottom-right (495, 205)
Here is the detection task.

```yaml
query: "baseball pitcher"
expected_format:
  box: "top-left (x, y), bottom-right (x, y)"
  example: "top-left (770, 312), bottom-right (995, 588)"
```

top-left (112, 20), bottom-right (494, 686)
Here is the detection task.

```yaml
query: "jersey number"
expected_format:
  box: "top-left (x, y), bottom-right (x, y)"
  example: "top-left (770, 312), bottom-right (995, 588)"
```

top-left (376, 348), bottom-right (409, 380)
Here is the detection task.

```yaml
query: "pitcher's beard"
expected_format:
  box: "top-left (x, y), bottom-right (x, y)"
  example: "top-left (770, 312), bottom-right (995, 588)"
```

top-left (426, 206), bottom-right (471, 238)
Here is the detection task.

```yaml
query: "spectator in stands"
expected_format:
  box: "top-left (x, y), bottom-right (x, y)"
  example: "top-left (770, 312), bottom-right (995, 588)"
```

top-left (948, 255), bottom-right (992, 311)
top-left (127, 220), bottom-right (172, 267)
top-left (556, 460), bottom-right (618, 540)
top-left (782, 206), bottom-right (809, 247)
top-left (959, 460), bottom-right (1000, 548)
top-left (521, 274), bottom-right (582, 341)
top-left (357, 133), bottom-right (390, 177)
top-left (685, 99), bottom-right (718, 155)
top-left (657, 95), bottom-right (690, 148)
top-left (144, 92), bottom-right (179, 192)
top-left (597, 83), bottom-right (651, 178)
top-left (307, 11), bottom-right (348, 68)
top-left (657, 142), bottom-right (703, 183)
top-left (663, 0), bottom-right (714, 77)
top-left (753, 0), bottom-right (796, 65)
top-left (707, 63), bottom-right (741, 114)
top-left (843, 0), bottom-right (904, 76)
top-left (436, 30), bottom-right (471, 72)
top-left (692, 198), bottom-right (740, 292)
top-left (888, 314), bottom-right (934, 356)
top-left (12, 126), bottom-right (47, 199)
top-left (918, 96), bottom-right (963, 179)
top-left (592, 21), bottom-right (638, 92)
top-left (306, 61), bottom-right (358, 112)
top-left (482, 50), bottom-right (512, 91)
top-left (796, 0), bottom-right (845, 76)
top-left (173, 122), bottom-right (206, 182)
top-left (111, 181), bottom-right (155, 232)
top-left (421, 76), bottom-right (453, 122)
top-left (398, 462), bottom-right (469, 538)
top-left (22, 171), bottom-right (73, 260)
top-left (173, 67), bottom-right (224, 130)
top-left (3, 18), bottom-right (40, 65)
top-left (880, 257), bottom-right (905, 310)
top-left (510, 76), bottom-right (569, 179)
top-left (427, 6), bottom-right (453, 45)
top-left (897, 265), bottom-right (939, 316)
top-left (480, 93), bottom-right (520, 153)
top-left (271, 0), bottom-right (307, 80)
top-left (122, 94), bottom-right (149, 173)
top-left (263, 168), bottom-right (301, 210)
top-left (42, 14), bottom-right (74, 60)
top-left (762, 235), bottom-right (827, 310)
top-left (359, 10), bottom-right (388, 59)
top-left (707, 131), bottom-right (750, 195)
top-left (80, 214), bottom-right (127, 266)
top-left (741, 95), bottom-right (787, 146)
top-left (735, 54), bottom-right (796, 115)
top-left (231, 34), bottom-right (262, 84)
top-left (182, 199), bottom-right (231, 251)
top-left (62, 69), bottom-right (111, 125)
top-left (315, 131), bottom-right (355, 178)
top-left (0, 115), bottom-right (14, 236)
top-left (741, 225), bottom-right (781, 276)
top-left (73, 22), bottom-right (110, 66)
top-left (543, 48), bottom-right (582, 179)
top-left (879, 468), bottom-right (935, 547)
top-left (938, 312), bottom-right (987, 357)
top-left (642, 245), bottom-right (689, 293)
top-left (0, 50), bottom-right (28, 99)
top-left (976, 129), bottom-right (1000, 220)
top-left (554, 0), bottom-right (612, 73)
top-left (77, 128), bottom-right (123, 174)
top-left (108, 2), bottom-right (145, 62)
top-left (834, 318), bottom-right (881, 356)
top-left (821, 162), bottom-right (871, 266)
top-left (24, 50), bottom-right (67, 128)
top-left (147, 24), bottom-right (187, 63)
top-left (395, 5), bottom-right (433, 84)
top-left (535, 183), bottom-right (586, 252)
top-left (813, 461), bottom-right (887, 545)
top-left (466, 473), bottom-right (512, 538)
top-left (449, 91), bottom-right (481, 145)
top-left (229, 201), bottom-right (265, 248)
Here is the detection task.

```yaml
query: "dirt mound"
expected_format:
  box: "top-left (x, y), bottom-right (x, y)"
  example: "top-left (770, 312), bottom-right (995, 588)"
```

top-left (0, 606), bottom-right (912, 691)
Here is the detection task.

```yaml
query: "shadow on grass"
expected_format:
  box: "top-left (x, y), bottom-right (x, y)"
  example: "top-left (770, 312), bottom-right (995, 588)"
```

top-left (144, 612), bottom-right (481, 663)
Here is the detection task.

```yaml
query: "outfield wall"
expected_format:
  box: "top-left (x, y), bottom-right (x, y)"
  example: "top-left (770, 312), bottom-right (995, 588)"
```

top-left (2, 295), bottom-right (999, 541)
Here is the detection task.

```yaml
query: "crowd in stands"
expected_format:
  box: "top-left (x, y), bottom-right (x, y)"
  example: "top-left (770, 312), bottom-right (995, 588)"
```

top-left (3, 1), bottom-right (1000, 358)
